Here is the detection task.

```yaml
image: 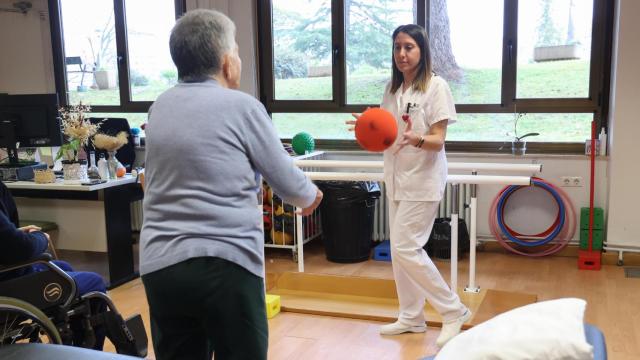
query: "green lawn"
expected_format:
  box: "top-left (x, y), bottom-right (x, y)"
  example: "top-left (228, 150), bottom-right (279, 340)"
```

top-left (273, 60), bottom-right (592, 142)
top-left (70, 60), bottom-right (592, 142)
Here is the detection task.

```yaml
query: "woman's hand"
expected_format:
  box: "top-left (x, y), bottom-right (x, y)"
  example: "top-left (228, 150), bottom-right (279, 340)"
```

top-left (394, 116), bottom-right (420, 155)
top-left (345, 107), bottom-right (370, 132)
top-left (346, 114), bottom-right (358, 132)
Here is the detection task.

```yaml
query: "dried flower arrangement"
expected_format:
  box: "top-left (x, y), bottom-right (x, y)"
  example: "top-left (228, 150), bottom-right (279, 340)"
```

top-left (55, 103), bottom-right (101, 162)
top-left (93, 131), bottom-right (129, 152)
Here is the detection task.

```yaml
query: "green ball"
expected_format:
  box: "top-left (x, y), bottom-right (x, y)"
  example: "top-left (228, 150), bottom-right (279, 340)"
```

top-left (292, 132), bottom-right (315, 155)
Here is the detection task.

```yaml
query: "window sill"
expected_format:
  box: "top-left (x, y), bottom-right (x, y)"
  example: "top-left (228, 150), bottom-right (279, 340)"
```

top-left (306, 139), bottom-right (590, 155)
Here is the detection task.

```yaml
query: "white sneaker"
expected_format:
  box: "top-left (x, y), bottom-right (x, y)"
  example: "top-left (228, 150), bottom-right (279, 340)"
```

top-left (379, 320), bottom-right (426, 336)
top-left (436, 309), bottom-right (472, 347)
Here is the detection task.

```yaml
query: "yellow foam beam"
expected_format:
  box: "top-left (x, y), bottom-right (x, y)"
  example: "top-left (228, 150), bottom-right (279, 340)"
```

top-left (268, 272), bottom-right (537, 328)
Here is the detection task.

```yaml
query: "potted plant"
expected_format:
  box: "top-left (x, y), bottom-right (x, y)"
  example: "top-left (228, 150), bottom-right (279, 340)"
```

top-left (56, 103), bottom-right (101, 183)
top-left (509, 112), bottom-right (539, 155)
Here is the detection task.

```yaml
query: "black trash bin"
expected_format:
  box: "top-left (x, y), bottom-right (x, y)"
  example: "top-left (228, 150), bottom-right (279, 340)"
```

top-left (318, 181), bottom-right (381, 263)
top-left (424, 218), bottom-right (470, 260)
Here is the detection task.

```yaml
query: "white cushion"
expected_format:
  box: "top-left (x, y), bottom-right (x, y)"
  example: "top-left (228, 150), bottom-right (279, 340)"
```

top-left (435, 298), bottom-right (594, 360)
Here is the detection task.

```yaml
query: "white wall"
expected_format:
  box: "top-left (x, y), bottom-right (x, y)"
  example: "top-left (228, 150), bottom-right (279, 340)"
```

top-left (0, 0), bottom-right (54, 94)
top-left (605, 0), bottom-right (640, 249)
top-left (185, 0), bottom-right (259, 97)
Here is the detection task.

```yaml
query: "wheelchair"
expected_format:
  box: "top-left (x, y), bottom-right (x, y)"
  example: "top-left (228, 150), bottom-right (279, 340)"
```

top-left (0, 254), bottom-right (147, 357)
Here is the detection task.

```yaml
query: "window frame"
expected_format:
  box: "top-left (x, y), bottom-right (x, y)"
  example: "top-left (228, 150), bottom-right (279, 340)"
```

top-left (257, 0), bottom-right (615, 153)
top-left (48, 0), bottom-right (186, 113)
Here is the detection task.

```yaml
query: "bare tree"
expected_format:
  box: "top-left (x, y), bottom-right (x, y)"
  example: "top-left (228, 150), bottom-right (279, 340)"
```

top-left (429, 0), bottom-right (462, 81)
top-left (88, 13), bottom-right (115, 70)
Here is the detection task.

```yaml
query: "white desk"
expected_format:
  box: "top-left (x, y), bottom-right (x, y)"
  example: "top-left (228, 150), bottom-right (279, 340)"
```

top-left (5, 176), bottom-right (136, 191)
top-left (6, 175), bottom-right (142, 289)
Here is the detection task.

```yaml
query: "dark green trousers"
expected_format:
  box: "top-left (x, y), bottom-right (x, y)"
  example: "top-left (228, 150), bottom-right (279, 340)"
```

top-left (142, 257), bottom-right (268, 360)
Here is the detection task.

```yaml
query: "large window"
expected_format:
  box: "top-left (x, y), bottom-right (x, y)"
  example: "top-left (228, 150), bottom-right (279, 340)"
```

top-left (517, 0), bottom-right (593, 99)
top-left (258, 0), bottom-right (613, 152)
top-left (346, 0), bottom-right (414, 104)
top-left (50, 0), bottom-right (185, 118)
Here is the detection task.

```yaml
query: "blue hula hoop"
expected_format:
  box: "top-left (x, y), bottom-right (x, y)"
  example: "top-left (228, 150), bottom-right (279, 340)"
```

top-left (496, 179), bottom-right (566, 247)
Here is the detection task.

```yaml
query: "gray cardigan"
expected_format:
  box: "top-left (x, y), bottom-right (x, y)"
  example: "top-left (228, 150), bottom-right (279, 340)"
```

top-left (140, 80), bottom-right (316, 277)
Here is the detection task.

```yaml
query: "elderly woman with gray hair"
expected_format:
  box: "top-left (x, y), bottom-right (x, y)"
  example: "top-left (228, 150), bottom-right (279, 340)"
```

top-left (139, 9), bottom-right (322, 360)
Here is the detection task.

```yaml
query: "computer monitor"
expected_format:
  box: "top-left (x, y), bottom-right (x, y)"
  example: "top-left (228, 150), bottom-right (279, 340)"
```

top-left (0, 94), bottom-right (62, 165)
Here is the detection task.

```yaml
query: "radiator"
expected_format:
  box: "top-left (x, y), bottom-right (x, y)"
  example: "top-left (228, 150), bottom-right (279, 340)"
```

top-left (372, 183), bottom-right (471, 242)
top-left (131, 200), bottom-right (143, 232)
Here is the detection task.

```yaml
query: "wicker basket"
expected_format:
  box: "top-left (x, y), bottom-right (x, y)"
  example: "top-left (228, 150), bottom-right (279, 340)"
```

top-left (34, 169), bottom-right (56, 184)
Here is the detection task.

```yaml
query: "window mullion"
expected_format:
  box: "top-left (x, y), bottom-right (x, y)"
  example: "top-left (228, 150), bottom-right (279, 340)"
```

top-left (598, 0), bottom-right (615, 131)
top-left (588, 0), bottom-right (601, 104)
top-left (333, 0), bottom-right (345, 107)
top-left (49, 0), bottom-right (68, 106)
top-left (113, 0), bottom-right (131, 108)
top-left (589, 0), bottom-right (611, 130)
top-left (257, 0), bottom-right (274, 108)
top-left (501, 0), bottom-right (517, 110)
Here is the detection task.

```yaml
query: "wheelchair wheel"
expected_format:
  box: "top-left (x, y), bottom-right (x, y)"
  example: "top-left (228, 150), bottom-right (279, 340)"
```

top-left (0, 296), bottom-right (62, 346)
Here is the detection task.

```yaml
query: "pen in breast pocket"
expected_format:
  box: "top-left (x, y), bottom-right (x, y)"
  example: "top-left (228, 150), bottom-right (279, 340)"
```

top-left (406, 102), bottom-right (419, 112)
top-left (401, 102), bottom-right (417, 122)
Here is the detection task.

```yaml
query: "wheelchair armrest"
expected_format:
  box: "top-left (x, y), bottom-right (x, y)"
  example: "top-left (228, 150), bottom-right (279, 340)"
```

top-left (0, 254), bottom-right (77, 309)
top-left (0, 254), bottom-right (53, 274)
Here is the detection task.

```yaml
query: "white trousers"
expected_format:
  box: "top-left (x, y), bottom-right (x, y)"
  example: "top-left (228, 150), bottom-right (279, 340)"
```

top-left (388, 199), bottom-right (467, 325)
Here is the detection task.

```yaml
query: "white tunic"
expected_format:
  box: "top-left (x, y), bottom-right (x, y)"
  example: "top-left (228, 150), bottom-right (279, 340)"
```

top-left (381, 75), bottom-right (457, 202)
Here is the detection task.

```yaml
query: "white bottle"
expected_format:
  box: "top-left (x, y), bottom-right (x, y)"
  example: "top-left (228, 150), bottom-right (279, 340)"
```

top-left (598, 128), bottom-right (607, 156)
top-left (97, 153), bottom-right (109, 180)
top-left (88, 151), bottom-right (98, 172)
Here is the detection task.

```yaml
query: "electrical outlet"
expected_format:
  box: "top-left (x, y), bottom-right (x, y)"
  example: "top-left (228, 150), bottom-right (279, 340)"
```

top-left (571, 176), bottom-right (583, 187)
top-left (560, 176), bottom-right (583, 187)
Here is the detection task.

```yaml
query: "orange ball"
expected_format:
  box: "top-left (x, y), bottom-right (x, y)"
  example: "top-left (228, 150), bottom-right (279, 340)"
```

top-left (355, 108), bottom-right (398, 152)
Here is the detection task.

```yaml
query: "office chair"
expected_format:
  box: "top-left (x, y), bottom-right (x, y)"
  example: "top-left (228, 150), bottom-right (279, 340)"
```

top-left (86, 118), bottom-right (135, 172)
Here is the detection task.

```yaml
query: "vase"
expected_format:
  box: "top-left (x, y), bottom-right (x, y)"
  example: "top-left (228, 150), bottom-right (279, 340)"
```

top-left (62, 160), bottom-right (88, 183)
top-left (107, 151), bottom-right (118, 180)
top-left (511, 140), bottom-right (527, 156)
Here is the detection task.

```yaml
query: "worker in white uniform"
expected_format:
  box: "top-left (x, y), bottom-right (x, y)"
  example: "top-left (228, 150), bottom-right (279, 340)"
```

top-left (348, 24), bottom-right (471, 348)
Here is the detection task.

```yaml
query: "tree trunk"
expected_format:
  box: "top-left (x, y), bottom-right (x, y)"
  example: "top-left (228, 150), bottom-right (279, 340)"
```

top-left (345, 0), bottom-right (352, 30)
top-left (429, 0), bottom-right (462, 81)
